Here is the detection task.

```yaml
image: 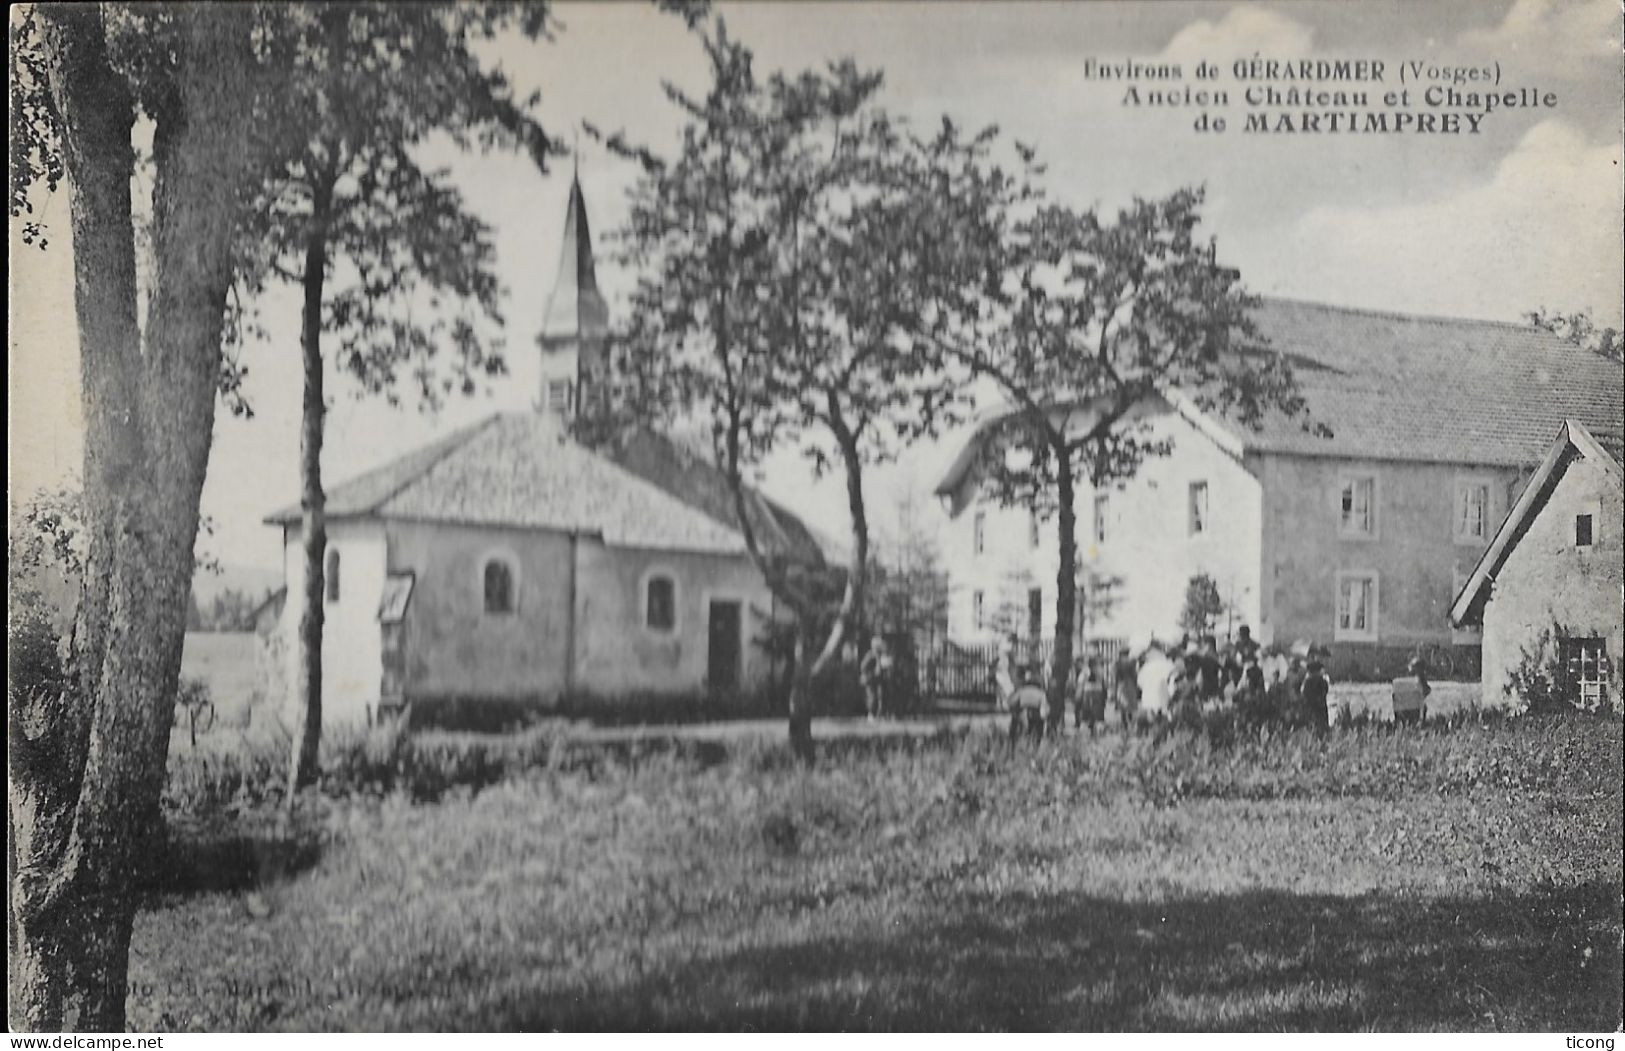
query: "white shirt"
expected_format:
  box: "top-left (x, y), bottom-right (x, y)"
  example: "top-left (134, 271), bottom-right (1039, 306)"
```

top-left (1137, 654), bottom-right (1175, 714)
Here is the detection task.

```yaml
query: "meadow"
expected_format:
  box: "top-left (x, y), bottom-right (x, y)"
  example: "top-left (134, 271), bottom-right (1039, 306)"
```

top-left (130, 710), bottom-right (1623, 1031)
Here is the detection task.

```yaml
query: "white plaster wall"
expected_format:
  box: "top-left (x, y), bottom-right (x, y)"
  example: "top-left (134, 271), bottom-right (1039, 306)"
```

top-left (944, 405), bottom-right (1263, 646)
top-left (280, 519), bottom-right (389, 729)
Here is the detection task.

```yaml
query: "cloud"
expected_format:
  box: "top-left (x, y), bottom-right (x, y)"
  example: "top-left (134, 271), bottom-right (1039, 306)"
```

top-left (1288, 120), bottom-right (1624, 325)
top-left (1159, 6), bottom-right (1316, 65)
top-left (1458, 0), bottom-right (1619, 63)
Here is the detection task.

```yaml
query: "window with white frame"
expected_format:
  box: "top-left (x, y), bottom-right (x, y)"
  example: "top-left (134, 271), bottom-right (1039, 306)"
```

top-left (1188, 481), bottom-right (1209, 535)
top-left (1576, 512), bottom-right (1596, 548)
top-left (1563, 637), bottom-right (1610, 709)
top-left (1093, 493), bottom-right (1109, 544)
top-left (973, 590), bottom-right (985, 630)
top-left (546, 379), bottom-right (572, 414)
top-left (1027, 587), bottom-right (1043, 640)
top-left (483, 558), bottom-right (516, 615)
top-left (1335, 571), bottom-right (1379, 641)
top-left (973, 511), bottom-right (986, 556)
top-left (1454, 479), bottom-right (1489, 542)
top-left (645, 574), bottom-right (676, 632)
top-left (1028, 509), bottom-right (1041, 549)
top-left (1339, 475), bottom-right (1377, 538)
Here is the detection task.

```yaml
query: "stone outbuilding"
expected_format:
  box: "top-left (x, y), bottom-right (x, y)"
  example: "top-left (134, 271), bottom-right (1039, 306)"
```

top-left (1449, 419), bottom-right (1623, 711)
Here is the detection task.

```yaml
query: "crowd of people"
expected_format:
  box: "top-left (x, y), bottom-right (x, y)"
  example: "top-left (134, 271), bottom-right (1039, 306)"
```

top-left (994, 627), bottom-right (1431, 742)
top-left (858, 627), bottom-right (1434, 737)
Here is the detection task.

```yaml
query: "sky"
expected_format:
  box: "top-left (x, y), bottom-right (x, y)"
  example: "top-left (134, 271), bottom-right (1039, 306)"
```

top-left (9, 0), bottom-right (1624, 574)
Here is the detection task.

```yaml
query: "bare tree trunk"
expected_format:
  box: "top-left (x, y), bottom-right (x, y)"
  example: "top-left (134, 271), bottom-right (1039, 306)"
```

top-left (9, 7), bottom-right (253, 1031)
top-left (1050, 445), bottom-right (1078, 714)
top-left (792, 403), bottom-right (872, 762)
top-left (9, 7), bottom-right (137, 1028)
top-left (288, 172), bottom-right (334, 797)
top-left (806, 402), bottom-right (870, 672)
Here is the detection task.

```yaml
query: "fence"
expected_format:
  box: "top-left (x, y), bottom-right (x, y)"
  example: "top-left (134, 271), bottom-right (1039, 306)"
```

top-left (918, 637), bottom-right (1127, 705)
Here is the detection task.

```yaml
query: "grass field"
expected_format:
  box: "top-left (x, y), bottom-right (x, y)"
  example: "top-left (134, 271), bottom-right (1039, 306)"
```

top-left (129, 712), bottom-right (1623, 1032)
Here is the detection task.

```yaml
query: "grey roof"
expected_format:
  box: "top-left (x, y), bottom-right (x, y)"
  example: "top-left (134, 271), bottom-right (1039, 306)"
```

top-left (935, 298), bottom-right (1625, 495)
top-left (540, 176), bottom-right (609, 342)
top-left (1218, 298), bottom-right (1624, 466)
top-left (267, 413), bottom-right (826, 563)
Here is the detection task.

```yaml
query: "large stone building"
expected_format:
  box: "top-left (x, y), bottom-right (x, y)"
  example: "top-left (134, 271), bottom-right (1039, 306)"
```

top-left (266, 175), bottom-right (824, 727)
top-left (1449, 420), bottom-right (1623, 711)
top-left (934, 299), bottom-right (1624, 680)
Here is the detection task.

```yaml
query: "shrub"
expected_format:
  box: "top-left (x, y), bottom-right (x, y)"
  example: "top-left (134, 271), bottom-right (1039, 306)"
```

top-left (8, 588), bottom-right (67, 701)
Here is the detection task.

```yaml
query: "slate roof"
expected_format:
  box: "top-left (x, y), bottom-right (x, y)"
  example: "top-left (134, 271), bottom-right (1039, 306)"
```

top-left (1449, 419), bottom-right (1624, 626)
top-left (1216, 298), bottom-right (1625, 467)
top-left (266, 413), bottom-right (826, 563)
top-left (935, 298), bottom-right (1625, 495)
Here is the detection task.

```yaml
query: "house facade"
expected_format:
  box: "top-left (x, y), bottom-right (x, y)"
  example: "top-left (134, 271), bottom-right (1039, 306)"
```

top-left (266, 175), bottom-right (822, 727)
top-left (1450, 420), bottom-right (1623, 711)
top-left (935, 299), bottom-right (1624, 680)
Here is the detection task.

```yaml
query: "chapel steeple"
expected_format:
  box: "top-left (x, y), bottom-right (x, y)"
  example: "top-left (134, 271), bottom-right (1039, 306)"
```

top-left (538, 170), bottom-right (610, 417)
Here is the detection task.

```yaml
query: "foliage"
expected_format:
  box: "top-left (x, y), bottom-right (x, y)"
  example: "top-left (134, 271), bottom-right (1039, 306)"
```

top-left (6, 4), bottom-right (570, 1027)
top-left (133, 710), bottom-right (1621, 1030)
top-left (7, 591), bottom-right (69, 704)
top-left (1506, 620), bottom-right (1619, 714)
top-left (866, 489), bottom-right (950, 648)
top-left (6, 488), bottom-right (85, 584)
top-left (588, 19), bottom-right (991, 757)
top-left (1527, 306), bottom-right (1623, 364)
top-left (932, 169), bottom-right (1329, 709)
top-left (1178, 572), bottom-right (1225, 638)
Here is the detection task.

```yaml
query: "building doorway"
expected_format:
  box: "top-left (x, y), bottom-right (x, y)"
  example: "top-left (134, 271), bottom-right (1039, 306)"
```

top-left (708, 599), bottom-right (742, 694)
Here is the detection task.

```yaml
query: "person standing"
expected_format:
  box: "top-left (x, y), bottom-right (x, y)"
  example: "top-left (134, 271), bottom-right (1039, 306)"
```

top-left (1302, 659), bottom-right (1331, 731)
top-left (1114, 646), bottom-right (1141, 727)
top-left (1074, 655), bottom-right (1108, 736)
top-left (1136, 641), bottom-right (1175, 728)
top-left (993, 633), bottom-right (1017, 708)
top-left (1197, 635), bottom-right (1224, 704)
top-left (860, 635), bottom-right (892, 721)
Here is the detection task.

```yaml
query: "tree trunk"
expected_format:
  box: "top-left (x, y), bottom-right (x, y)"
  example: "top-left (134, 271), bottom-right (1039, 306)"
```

top-left (288, 172), bottom-right (334, 797)
top-left (807, 403), bottom-right (870, 678)
top-left (10, 7), bottom-right (254, 1031)
top-left (9, 6), bottom-right (138, 1028)
top-left (1050, 444), bottom-right (1078, 714)
top-left (787, 628), bottom-right (815, 763)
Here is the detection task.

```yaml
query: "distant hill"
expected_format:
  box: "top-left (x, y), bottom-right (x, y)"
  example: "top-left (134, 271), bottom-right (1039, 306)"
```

top-left (190, 563), bottom-right (281, 632)
top-left (193, 563), bottom-right (281, 607)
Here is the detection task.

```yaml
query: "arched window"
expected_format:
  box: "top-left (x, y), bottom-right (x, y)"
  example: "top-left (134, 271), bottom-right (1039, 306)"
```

top-left (325, 549), bottom-right (341, 603)
top-left (645, 574), bottom-right (676, 632)
top-left (484, 558), bottom-right (515, 615)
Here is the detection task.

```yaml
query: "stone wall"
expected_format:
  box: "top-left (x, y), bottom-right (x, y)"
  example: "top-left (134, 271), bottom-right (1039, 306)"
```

top-left (1480, 451), bottom-right (1623, 709)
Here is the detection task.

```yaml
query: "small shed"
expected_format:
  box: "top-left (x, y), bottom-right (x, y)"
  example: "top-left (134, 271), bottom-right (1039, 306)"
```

top-left (1449, 420), bottom-right (1623, 711)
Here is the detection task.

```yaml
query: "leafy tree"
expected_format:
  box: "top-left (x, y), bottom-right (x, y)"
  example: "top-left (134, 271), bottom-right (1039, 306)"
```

top-left (6, 4), bottom-right (556, 1029)
top-left (1526, 306), bottom-right (1623, 363)
top-left (935, 175), bottom-right (1324, 714)
top-left (868, 488), bottom-right (950, 653)
top-left (1178, 572), bottom-right (1225, 638)
top-left (224, 4), bottom-right (557, 796)
top-left (590, 21), bottom-right (965, 758)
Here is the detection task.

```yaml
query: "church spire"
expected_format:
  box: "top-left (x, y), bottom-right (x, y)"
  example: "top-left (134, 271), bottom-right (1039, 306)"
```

top-left (541, 174), bottom-right (609, 342)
